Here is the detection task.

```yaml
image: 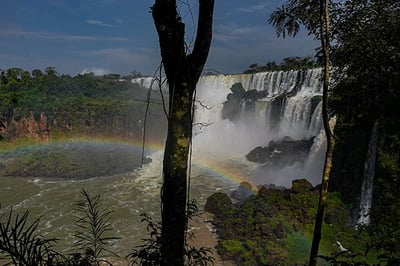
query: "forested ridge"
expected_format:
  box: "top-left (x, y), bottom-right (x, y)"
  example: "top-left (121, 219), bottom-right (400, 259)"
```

top-left (0, 67), bottom-right (166, 141)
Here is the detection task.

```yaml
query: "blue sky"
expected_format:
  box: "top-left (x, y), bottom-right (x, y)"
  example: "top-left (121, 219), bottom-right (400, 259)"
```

top-left (0, 0), bottom-right (317, 76)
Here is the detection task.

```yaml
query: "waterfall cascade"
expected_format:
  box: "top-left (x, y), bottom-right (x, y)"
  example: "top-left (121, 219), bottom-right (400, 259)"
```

top-left (357, 120), bottom-right (379, 225)
top-left (133, 69), bottom-right (326, 187)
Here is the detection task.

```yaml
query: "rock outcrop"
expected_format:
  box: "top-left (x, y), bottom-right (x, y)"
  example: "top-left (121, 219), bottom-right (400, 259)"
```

top-left (245, 136), bottom-right (315, 167)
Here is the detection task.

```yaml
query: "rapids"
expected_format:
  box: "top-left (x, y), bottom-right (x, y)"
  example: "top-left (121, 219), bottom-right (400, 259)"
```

top-left (0, 148), bottom-right (236, 256)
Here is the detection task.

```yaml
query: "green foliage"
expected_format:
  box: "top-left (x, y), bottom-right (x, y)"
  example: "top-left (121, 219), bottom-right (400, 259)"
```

top-left (286, 232), bottom-right (312, 264)
top-left (0, 141), bottom-right (143, 179)
top-left (331, 0), bottom-right (400, 121)
top-left (269, 2), bottom-right (400, 263)
top-left (220, 240), bottom-right (250, 261)
top-left (0, 207), bottom-right (62, 265)
top-left (204, 192), bottom-right (233, 216)
top-left (268, 0), bottom-right (324, 39)
top-left (128, 213), bottom-right (162, 265)
top-left (0, 190), bottom-right (120, 266)
top-left (129, 200), bottom-right (215, 266)
top-left (243, 56), bottom-right (319, 73)
top-left (0, 67), bottom-right (166, 141)
top-left (268, 0), bottom-right (400, 124)
top-left (366, 120), bottom-right (400, 263)
top-left (71, 189), bottom-right (120, 265)
top-left (207, 180), bottom-right (381, 265)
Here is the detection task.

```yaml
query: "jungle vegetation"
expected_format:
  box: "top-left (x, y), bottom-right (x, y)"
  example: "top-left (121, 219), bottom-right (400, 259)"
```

top-left (0, 67), bottom-right (166, 142)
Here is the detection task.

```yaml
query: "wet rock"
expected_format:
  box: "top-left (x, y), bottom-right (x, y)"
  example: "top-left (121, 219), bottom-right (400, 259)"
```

top-left (205, 192), bottom-right (233, 216)
top-left (222, 83), bottom-right (270, 121)
top-left (230, 182), bottom-right (255, 201)
top-left (290, 179), bottom-right (315, 194)
top-left (245, 136), bottom-right (315, 167)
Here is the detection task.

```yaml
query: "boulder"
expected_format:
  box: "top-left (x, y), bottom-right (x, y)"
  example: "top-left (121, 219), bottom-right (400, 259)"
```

top-left (222, 83), bottom-right (270, 121)
top-left (230, 182), bottom-right (255, 201)
top-left (290, 179), bottom-right (315, 194)
top-left (205, 192), bottom-right (233, 216)
top-left (245, 136), bottom-right (315, 168)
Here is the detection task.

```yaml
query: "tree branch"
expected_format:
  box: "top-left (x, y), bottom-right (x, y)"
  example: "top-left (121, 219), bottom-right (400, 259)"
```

top-left (152, 0), bottom-right (186, 83)
top-left (188, 0), bottom-right (215, 83)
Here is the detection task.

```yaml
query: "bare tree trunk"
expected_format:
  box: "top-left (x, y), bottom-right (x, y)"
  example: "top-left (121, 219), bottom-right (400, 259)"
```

top-left (309, 0), bottom-right (335, 265)
top-left (151, 1), bottom-right (214, 265)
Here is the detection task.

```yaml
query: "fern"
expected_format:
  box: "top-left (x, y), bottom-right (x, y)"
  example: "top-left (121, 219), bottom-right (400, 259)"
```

top-left (71, 189), bottom-right (120, 265)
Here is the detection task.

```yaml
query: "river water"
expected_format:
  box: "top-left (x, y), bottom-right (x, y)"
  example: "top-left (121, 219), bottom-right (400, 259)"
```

top-left (0, 148), bottom-right (240, 257)
top-left (0, 69), bottom-right (326, 258)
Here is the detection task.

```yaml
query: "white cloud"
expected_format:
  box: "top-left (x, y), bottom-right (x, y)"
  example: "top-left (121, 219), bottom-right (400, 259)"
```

top-left (0, 29), bottom-right (129, 42)
top-left (214, 24), bottom-right (266, 43)
top-left (236, 4), bottom-right (267, 13)
top-left (81, 67), bottom-right (110, 76)
top-left (234, 1), bottom-right (282, 14)
top-left (72, 47), bottom-right (158, 66)
top-left (0, 30), bottom-right (94, 41)
top-left (76, 48), bottom-right (137, 60)
top-left (86, 19), bottom-right (115, 28)
top-left (69, 46), bottom-right (161, 75)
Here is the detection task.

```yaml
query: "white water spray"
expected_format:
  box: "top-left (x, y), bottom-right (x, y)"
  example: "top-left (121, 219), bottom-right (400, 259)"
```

top-left (133, 69), bottom-right (325, 187)
top-left (357, 120), bottom-right (379, 225)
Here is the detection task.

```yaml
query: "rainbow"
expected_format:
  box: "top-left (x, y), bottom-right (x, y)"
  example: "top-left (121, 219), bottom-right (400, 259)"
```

top-left (191, 156), bottom-right (253, 187)
top-left (65, 136), bottom-right (253, 187)
top-left (1, 136), bottom-right (254, 189)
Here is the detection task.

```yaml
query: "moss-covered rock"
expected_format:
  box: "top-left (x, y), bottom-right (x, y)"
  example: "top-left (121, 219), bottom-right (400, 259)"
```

top-left (207, 180), bottom-right (367, 265)
top-left (290, 178), bottom-right (315, 194)
top-left (204, 192), bottom-right (233, 216)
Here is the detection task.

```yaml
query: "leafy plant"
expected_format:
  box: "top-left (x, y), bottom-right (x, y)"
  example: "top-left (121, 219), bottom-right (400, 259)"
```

top-left (0, 189), bottom-right (121, 266)
top-left (129, 200), bottom-right (215, 265)
top-left (128, 213), bottom-right (162, 265)
top-left (0, 207), bottom-right (62, 265)
top-left (71, 189), bottom-right (120, 265)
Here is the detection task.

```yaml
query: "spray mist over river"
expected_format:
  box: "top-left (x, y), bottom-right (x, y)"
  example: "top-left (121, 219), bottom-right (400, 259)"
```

top-left (0, 69), bottom-right (325, 255)
top-left (0, 145), bottom-right (237, 255)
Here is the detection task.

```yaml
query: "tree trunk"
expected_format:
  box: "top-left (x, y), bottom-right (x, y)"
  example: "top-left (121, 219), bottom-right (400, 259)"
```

top-left (152, 1), bottom-right (214, 265)
top-left (309, 0), bottom-right (335, 265)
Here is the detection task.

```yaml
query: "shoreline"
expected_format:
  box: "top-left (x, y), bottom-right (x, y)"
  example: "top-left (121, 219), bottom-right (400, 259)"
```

top-left (188, 212), bottom-right (235, 266)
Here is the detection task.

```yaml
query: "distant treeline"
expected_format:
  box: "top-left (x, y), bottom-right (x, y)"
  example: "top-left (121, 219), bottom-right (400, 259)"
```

top-left (243, 56), bottom-right (319, 73)
top-left (0, 67), bottom-right (166, 141)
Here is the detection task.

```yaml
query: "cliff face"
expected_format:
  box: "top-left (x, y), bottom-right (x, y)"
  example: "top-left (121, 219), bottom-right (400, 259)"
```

top-left (1, 112), bottom-right (50, 142)
top-left (0, 109), bottom-right (167, 142)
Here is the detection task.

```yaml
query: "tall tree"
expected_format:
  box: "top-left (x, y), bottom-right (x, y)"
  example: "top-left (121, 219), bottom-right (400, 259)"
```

top-left (309, 0), bottom-right (334, 265)
top-left (269, 0), bottom-right (334, 264)
top-left (270, 0), bottom-right (400, 262)
top-left (151, 0), bottom-right (215, 265)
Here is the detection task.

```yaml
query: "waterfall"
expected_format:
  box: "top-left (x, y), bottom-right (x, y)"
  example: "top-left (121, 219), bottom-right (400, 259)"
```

top-left (357, 120), bottom-right (379, 225)
top-left (132, 69), bottom-right (325, 187)
top-left (193, 69), bottom-right (323, 143)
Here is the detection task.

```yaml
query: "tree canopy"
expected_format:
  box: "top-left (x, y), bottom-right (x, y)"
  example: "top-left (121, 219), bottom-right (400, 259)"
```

top-left (0, 67), bottom-right (165, 140)
top-left (269, 0), bottom-right (400, 263)
top-left (269, 0), bottom-right (400, 122)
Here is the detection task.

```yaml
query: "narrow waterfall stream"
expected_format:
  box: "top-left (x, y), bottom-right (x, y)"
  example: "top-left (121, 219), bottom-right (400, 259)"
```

top-left (357, 120), bottom-right (379, 225)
